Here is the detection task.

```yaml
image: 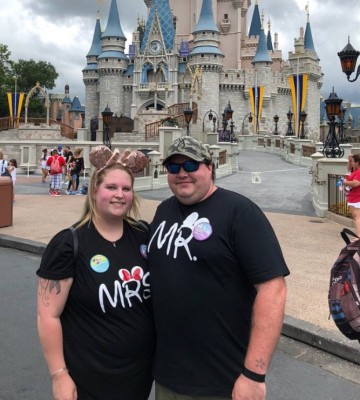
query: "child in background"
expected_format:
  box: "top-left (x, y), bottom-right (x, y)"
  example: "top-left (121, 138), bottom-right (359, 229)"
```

top-left (7, 159), bottom-right (17, 202)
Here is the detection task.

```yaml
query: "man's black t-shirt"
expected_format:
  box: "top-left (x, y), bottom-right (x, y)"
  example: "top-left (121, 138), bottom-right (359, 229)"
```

top-left (148, 188), bottom-right (289, 397)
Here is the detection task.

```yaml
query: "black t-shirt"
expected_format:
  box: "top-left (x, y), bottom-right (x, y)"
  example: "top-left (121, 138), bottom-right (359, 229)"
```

top-left (72, 156), bottom-right (84, 175)
top-left (37, 221), bottom-right (155, 400)
top-left (148, 187), bottom-right (289, 397)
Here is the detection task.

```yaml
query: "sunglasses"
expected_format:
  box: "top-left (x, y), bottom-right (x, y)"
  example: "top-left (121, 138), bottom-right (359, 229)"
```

top-left (166, 160), bottom-right (203, 174)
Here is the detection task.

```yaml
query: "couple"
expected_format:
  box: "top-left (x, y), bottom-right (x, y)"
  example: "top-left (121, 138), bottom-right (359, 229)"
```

top-left (37, 137), bottom-right (289, 400)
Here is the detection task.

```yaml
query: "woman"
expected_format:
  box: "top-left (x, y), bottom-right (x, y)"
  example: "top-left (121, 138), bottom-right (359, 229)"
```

top-left (36, 145), bottom-right (154, 400)
top-left (67, 148), bottom-right (84, 194)
top-left (40, 148), bottom-right (49, 183)
top-left (6, 158), bottom-right (17, 202)
top-left (344, 153), bottom-right (360, 236)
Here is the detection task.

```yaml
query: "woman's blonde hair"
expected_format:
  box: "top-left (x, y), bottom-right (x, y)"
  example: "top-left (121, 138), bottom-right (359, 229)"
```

top-left (75, 164), bottom-right (140, 228)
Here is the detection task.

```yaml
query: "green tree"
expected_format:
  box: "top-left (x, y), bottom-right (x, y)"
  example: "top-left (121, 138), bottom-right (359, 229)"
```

top-left (12, 59), bottom-right (58, 94)
top-left (0, 44), bottom-right (14, 117)
top-left (0, 52), bottom-right (59, 118)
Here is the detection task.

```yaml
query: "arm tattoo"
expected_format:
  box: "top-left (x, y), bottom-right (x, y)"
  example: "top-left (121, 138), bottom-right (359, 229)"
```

top-left (38, 278), bottom-right (62, 307)
top-left (255, 358), bottom-right (266, 371)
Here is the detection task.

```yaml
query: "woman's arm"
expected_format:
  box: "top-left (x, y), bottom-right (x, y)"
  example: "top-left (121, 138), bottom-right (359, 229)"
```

top-left (37, 277), bottom-right (77, 399)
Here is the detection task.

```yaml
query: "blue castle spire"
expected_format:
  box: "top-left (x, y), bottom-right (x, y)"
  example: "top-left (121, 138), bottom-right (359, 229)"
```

top-left (141, 0), bottom-right (175, 51)
top-left (102, 0), bottom-right (126, 39)
top-left (87, 14), bottom-right (102, 57)
top-left (249, 0), bottom-right (261, 37)
top-left (304, 6), bottom-right (317, 57)
top-left (252, 26), bottom-right (272, 64)
top-left (193, 0), bottom-right (219, 33)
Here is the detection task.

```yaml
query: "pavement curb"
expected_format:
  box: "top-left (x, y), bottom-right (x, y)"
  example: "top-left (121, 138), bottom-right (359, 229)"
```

top-left (282, 315), bottom-right (360, 365)
top-left (2, 234), bottom-right (360, 366)
top-left (0, 234), bottom-right (46, 255)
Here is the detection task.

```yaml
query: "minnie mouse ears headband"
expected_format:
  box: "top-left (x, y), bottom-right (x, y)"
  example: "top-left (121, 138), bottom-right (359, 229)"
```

top-left (89, 145), bottom-right (147, 174)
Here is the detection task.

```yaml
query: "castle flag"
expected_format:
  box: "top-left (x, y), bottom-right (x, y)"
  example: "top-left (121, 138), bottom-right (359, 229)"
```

top-left (7, 92), bottom-right (25, 120)
top-left (288, 74), bottom-right (308, 136)
top-left (248, 86), bottom-right (264, 133)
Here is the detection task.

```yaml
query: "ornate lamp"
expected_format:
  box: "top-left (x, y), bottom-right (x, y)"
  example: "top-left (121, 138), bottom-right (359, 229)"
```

top-left (323, 88), bottom-right (344, 158)
top-left (286, 109), bottom-right (293, 136)
top-left (338, 37), bottom-right (360, 82)
top-left (101, 104), bottom-right (113, 149)
top-left (299, 111), bottom-right (307, 139)
top-left (183, 106), bottom-right (194, 136)
top-left (273, 114), bottom-right (279, 135)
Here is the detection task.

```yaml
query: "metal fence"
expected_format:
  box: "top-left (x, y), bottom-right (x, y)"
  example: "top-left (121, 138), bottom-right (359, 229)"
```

top-left (328, 173), bottom-right (351, 218)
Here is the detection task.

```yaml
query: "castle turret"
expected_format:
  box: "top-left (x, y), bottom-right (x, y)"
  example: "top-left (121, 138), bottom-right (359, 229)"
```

top-left (190, 0), bottom-right (224, 124)
top-left (97, 0), bottom-right (129, 116)
top-left (83, 14), bottom-right (101, 129)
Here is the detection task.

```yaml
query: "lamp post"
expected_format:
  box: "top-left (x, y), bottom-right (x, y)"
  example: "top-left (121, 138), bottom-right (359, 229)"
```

top-left (101, 104), bottom-right (113, 150)
top-left (338, 37), bottom-right (360, 82)
top-left (323, 88), bottom-right (344, 158)
top-left (273, 114), bottom-right (279, 135)
top-left (241, 112), bottom-right (253, 135)
top-left (299, 110), bottom-right (307, 139)
top-left (183, 105), bottom-right (194, 136)
top-left (222, 101), bottom-right (235, 142)
top-left (286, 109), bottom-right (294, 136)
top-left (337, 106), bottom-right (347, 143)
top-left (202, 109), bottom-right (219, 132)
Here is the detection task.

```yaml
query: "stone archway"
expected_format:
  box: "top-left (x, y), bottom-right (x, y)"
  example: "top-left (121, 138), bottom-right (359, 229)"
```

top-left (24, 82), bottom-right (51, 125)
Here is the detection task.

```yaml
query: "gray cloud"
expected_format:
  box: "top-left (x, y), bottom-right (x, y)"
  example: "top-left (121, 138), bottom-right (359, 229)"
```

top-left (1, 0), bottom-right (360, 106)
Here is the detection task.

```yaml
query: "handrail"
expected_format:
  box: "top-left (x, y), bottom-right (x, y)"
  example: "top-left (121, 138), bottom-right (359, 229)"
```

top-left (145, 103), bottom-right (198, 141)
top-left (0, 117), bottom-right (75, 139)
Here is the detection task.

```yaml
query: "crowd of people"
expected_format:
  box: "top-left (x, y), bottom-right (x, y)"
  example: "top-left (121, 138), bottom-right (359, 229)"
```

top-left (37, 139), bottom-right (289, 400)
top-left (39, 145), bottom-right (87, 196)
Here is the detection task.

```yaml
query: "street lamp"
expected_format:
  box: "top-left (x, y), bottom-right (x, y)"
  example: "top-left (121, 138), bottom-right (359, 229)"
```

top-left (273, 114), bottom-right (279, 135)
top-left (183, 105), bottom-right (194, 136)
top-left (323, 88), bottom-right (344, 158)
top-left (241, 112), bottom-right (253, 135)
top-left (338, 37), bottom-right (360, 82)
top-left (286, 109), bottom-right (294, 136)
top-left (222, 101), bottom-right (235, 142)
top-left (337, 106), bottom-right (347, 143)
top-left (101, 104), bottom-right (113, 149)
top-left (299, 110), bottom-right (307, 139)
top-left (202, 109), bottom-right (219, 132)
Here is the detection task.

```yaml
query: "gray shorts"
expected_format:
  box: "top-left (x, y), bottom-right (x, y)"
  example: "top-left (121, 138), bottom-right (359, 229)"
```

top-left (155, 383), bottom-right (230, 400)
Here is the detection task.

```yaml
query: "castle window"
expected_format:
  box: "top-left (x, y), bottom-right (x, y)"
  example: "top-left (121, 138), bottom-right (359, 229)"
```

top-left (201, 54), bottom-right (204, 58)
top-left (225, 74), bottom-right (228, 78)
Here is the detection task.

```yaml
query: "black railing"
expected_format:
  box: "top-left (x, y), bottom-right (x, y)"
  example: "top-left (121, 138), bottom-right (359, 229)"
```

top-left (328, 174), bottom-right (351, 218)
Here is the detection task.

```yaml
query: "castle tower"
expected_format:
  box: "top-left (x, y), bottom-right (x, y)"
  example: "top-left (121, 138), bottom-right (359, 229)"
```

top-left (97, 0), bottom-right (128, 116)
top-left (251, 22), bottom-right (273, 133)
top-left (285, 4), bottom-right (322, 138)
top-left (83, 14), bottom-right (101, 130)
top-left (190, 0), bottom-right (224, 129)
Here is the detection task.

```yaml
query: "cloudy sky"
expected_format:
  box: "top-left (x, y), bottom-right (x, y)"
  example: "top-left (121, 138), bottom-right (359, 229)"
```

top-left (1, 0), bottom-right (360, 106)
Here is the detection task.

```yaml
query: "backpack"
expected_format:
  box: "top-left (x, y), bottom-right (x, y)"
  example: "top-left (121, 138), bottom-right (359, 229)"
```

top-left (50, 156), bottom-right (62, 174)
top-left (328, 228), bottom-right (360, 341)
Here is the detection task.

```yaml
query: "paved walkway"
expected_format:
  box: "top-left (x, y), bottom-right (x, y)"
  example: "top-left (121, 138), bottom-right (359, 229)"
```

top-left (1, 150), bottom-right (359, 363)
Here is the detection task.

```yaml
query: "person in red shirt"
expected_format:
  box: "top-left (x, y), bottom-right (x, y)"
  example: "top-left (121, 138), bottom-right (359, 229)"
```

top-left (344, 153), bottom-right (360, 235)
top-left (46, 149), bottom-right (66, 196)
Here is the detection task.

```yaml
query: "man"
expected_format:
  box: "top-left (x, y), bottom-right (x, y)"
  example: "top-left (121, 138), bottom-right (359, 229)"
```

top-left (147, 136), bottom-right (289, 400)
top-left (46, 148), bottom-right (66, 196)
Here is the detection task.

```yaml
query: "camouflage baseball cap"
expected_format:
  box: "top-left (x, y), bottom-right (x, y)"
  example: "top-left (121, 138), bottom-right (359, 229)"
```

top-left (162, 136), bottom-right (212, 165)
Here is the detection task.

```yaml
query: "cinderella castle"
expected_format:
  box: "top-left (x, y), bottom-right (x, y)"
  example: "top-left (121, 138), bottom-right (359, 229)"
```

top-left (80, 0), bottom-right (322, 142)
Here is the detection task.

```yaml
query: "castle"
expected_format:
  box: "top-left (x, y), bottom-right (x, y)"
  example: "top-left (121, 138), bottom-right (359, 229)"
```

top-left (80, 0), bottom-right (322, 141)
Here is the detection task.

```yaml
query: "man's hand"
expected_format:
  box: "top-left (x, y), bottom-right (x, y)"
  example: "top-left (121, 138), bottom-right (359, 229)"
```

top-left (232, 374), bottom-right (266, 400)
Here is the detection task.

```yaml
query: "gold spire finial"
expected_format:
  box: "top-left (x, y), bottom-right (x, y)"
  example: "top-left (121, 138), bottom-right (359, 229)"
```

top-left (305, 1), bottom-right (310, 23)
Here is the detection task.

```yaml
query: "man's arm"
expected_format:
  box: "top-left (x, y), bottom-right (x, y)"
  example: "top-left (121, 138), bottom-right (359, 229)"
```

top-left (232, 276), bottom-right (287, 400)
